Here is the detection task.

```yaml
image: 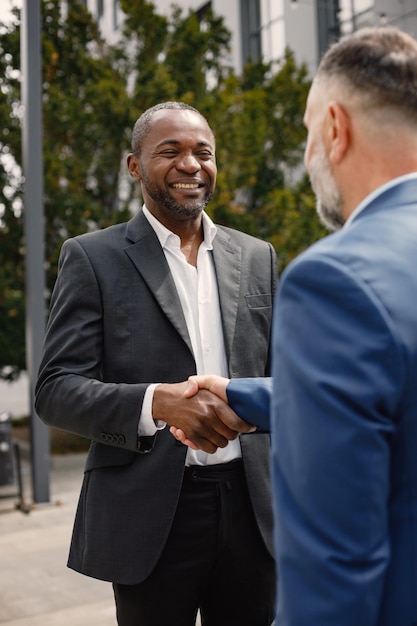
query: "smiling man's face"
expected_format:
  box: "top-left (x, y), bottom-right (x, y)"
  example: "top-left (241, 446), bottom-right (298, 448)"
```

top-left (131, 108), bottom-right (217, 227)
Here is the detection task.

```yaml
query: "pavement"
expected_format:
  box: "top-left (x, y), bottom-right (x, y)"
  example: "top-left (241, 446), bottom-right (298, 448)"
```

top-left (0, 450), bottom-right (117, 626)
top-left (0, 443), bottom-right (204, 626)
top-left (0, 376), bottom-right (204, 626)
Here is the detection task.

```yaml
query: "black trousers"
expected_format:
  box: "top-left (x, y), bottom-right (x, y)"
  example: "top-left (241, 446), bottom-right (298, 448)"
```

top-left (113, 460), bottom-right (276, 626)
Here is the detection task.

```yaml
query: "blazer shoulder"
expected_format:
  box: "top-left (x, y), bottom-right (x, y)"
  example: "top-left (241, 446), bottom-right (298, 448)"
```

top-left (60, 221), bottom-right (134, 263)
top-left (68, 210), bottom-right (152, 253)
top-left (74, 221), bottom-right (127, 246)
top-left (217, 224), bottom-right (274, 251)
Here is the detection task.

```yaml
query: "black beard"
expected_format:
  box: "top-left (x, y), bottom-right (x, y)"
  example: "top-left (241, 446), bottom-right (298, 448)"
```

top-left (142, 171), bottom-right (213, 218)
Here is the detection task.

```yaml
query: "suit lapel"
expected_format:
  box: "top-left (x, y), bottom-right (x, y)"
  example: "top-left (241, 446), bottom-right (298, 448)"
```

top-left (212, 228), bottom-right (242, 365)
top-left (123, 211), bottom-right (193, 356)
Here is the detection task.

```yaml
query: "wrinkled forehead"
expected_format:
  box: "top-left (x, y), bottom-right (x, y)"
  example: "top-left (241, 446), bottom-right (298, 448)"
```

top-left (145, 108), bottom-right (215, 149)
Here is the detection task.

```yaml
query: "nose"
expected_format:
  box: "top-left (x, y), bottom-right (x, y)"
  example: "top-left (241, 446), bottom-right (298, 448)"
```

top-left (176, 153), bottom-right (201, 173)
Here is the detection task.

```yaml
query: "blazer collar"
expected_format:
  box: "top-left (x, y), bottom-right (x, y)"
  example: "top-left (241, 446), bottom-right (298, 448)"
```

top-left (123, 211), bottom-right (242, 368)
top-left (124, 209), bottom-right (193, 354)
top-left (212, 228), bottom-right (242, 364)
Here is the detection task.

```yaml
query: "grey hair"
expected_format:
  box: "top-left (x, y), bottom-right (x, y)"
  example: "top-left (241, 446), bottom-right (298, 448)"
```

top-left (131, 101), bottom-right (213, 155)
top-left (316, 26), bottom-right (417, 123)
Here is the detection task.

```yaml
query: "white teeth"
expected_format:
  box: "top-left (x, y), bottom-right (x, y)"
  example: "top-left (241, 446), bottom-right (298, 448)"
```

top-left (172, 183), bottom-right (199, 189)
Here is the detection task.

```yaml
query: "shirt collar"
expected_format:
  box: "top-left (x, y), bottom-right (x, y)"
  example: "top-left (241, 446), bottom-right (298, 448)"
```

top-left (142, 204), bottom-right (217, 250)
top-left (345, 172), bottom-right (417, 228)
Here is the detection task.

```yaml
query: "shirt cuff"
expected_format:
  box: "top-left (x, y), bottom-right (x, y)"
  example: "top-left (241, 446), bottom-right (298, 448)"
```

top-left (138, 383), bottom-right (167, 436)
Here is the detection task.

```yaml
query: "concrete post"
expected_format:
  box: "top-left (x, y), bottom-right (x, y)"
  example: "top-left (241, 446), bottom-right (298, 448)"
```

top-left (21, 0), bottom-right (50, 503)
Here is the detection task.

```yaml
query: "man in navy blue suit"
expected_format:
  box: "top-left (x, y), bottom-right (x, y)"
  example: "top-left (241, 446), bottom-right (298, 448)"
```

top-left (171, 26), bottom-right (417, 625)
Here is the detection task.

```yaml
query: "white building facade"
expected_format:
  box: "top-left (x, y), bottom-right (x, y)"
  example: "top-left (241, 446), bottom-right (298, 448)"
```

top-left (82, 0), bottom-right (417, 76)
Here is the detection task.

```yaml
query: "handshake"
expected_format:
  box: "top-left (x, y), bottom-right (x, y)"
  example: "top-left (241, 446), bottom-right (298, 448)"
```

top-left (152, 375), bottom-right (256, 454)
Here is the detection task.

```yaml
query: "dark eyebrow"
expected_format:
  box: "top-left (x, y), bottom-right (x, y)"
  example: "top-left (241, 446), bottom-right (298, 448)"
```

top-left (156, 140), bottom-right (180, 148)
top-left (156, 139), bottom-right (214, 150)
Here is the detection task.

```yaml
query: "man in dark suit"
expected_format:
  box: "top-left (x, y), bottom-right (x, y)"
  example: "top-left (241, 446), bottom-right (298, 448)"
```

top-left (171, 27), bottom-right (417, 626)
top-left (35, 102), bottom-right (277, 625)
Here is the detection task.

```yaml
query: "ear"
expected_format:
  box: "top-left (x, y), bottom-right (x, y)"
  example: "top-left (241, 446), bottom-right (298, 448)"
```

top-left (325, 101), bottom-right (350, 165)
top-left (127, 153), bottom-right (142, 181)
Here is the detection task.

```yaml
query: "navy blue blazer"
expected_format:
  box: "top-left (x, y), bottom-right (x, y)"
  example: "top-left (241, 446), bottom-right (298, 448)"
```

top-left (227, 377), bottom-right (271, 433)
top-left (227, 177), bottom-right (417, 626)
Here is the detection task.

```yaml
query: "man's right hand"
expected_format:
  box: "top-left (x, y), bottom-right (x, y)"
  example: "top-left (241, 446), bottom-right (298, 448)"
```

top-left (183, 374), bottom-right (230, 402)
top-left (153, 380), bottom-right (255, 454)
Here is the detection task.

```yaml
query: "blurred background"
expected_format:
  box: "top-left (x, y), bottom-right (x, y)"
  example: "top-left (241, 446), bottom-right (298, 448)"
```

top-left (0, 0), bottom-right (415, 496)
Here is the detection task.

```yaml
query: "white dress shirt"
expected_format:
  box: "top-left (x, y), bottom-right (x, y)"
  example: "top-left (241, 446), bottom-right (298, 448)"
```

top-left (138, 205), bottom-right (242, 465)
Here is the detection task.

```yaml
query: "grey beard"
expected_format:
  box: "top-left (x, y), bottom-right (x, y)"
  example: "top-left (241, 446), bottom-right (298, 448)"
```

top-left (316, 199), bottom-right (345, 231)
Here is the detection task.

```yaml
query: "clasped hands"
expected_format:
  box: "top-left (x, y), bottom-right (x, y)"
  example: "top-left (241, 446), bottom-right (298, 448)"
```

top-left (152, 375), bottom-right (255, 454)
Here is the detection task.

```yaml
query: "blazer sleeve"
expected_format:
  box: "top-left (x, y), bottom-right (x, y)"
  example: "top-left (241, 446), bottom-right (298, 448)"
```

top-left (35, 238), bottom-right (150, 452)
top-left (227, 378), bottom-right (272, 432)
top-left (271, 251), bottom-right (404, 625)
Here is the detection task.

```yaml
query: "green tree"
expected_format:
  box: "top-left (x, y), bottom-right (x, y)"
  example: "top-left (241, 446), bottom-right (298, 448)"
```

top-left (208, 51), bottom-right (326, 269)
top-left (117, 1), bottom-right (325, 269)
top-left (41, 1), bottom-right (132, 271)
top-left (0, 0), bottom-right (324, 380)
top-left (0, 0), bottom-right (131, 379)
top-left (117, 0), bottom-right (231, 112)
top-left (0, 5), bottom-right (29, 380)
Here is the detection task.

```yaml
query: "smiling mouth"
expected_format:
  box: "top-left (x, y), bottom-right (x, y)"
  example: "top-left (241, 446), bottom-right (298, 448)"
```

top-left (171, 183), bottom-right (201, 190)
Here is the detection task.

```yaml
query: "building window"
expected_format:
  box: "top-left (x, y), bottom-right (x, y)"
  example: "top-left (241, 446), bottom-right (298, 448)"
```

top-left (97, 0), bottom-right (104, 20)
top-left (241, 0), bottom-right (262, 65)
top-left (339, 0), bottom-right (374, 34)
top-left (113, 0), bottom-right (119, 29)
top-left (317, 0), bottom-right (341, 59)
top-left (196, 1), bottom-right (212, 22)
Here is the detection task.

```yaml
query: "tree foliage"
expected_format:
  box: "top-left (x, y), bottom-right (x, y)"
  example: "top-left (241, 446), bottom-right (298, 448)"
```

top-left (0, 0), bottom-right (132, 379)
top-left (0, 0), bottom-right (325, 380)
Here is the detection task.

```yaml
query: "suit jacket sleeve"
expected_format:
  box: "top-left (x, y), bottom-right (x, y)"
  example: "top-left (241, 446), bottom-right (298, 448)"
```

top-left (35, 237), bottom-right (149, 452)
top-left (227, 378), bottom-right (272, 432)
top-left (271, 251), bottom-right (403, 625)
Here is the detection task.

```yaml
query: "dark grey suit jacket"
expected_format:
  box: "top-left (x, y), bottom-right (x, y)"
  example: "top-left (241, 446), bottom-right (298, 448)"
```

top-left (35, 208), bottom-right (278, 584)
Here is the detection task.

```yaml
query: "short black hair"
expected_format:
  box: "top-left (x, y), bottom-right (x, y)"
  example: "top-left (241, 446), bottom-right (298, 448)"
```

top-left (131, 101), bottom-right (213, 155)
